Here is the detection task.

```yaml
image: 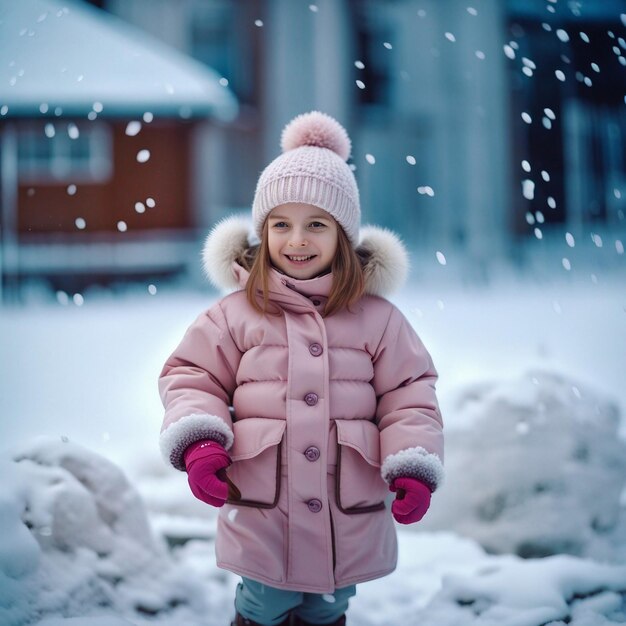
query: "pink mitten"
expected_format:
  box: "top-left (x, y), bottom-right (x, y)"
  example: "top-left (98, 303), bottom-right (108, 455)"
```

top-left (390, 477), bottom-right (432, 524)
top-left (184, 440), bottom-right (231, 507)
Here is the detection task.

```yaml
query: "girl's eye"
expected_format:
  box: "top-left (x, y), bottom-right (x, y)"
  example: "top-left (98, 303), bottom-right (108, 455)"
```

top-left (272, 222), bottom-right (288, 228)
top-left (309, 222), bottom-right (326, 229)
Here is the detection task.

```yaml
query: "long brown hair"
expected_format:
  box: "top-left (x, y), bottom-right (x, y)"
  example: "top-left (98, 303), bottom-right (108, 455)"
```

top-left (238, 221), bottom-right (365, 317)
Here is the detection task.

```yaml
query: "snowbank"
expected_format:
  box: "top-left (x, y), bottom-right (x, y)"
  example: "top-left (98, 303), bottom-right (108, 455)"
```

top-left (420, 370), bottom-right (626, 562)
top-left (0, 437), bottom-right (236, 626)
top-left (416, 553), bottom-right (626, 626)
top-left (1, 437), bottom-right (626, 625)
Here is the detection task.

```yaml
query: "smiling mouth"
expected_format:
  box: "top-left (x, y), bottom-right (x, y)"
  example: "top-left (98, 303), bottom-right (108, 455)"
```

top-left (286, 255), bottom-right (316, 262)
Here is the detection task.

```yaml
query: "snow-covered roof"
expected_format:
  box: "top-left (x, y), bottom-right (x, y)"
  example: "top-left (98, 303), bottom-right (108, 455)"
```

top-left (0, 0), bottom-right (238, 120)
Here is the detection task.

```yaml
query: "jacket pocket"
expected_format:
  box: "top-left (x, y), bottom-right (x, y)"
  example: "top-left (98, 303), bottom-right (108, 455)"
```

top-left (335, 419), bottom-right (387, 514)
top-left (226, 417), bottom-right (286, 508)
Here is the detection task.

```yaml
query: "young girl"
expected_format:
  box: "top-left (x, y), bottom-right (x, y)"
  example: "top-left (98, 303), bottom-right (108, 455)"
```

top-left (158, 112), bottom-right (444, 626)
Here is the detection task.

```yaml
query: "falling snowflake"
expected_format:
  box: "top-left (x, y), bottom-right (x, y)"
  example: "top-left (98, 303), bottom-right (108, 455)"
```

top-left (136, 149), bottom-right (151, 163)
top-left (556, 29), bottom-right (570, 43)
top-left (504, 45), bottom-right (516, 60)
top-left (125, 121), bottom-right (142, 136)
top-left (522, 180), bottom-right (535, 200)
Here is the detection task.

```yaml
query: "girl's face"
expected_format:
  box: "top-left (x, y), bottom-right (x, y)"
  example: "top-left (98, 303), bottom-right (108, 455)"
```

top-left (267, 203), bottom-right (339, 280)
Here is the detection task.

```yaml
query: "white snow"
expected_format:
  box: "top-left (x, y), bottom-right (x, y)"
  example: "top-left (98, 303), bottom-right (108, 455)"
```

top-left (418, 370), bottom-right (626, 562)
top-left (0, 0), bottom-right (237, 120)
top-left (1, 268), bottom-right (626, 625)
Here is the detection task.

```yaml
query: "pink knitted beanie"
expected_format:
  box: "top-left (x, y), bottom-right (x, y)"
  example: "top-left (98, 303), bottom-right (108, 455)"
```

top-left (252, 111), bottom-right (361, 246)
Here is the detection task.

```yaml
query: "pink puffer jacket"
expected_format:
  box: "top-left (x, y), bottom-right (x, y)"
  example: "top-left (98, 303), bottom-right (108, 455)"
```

top-left (159, 217), bottom-right (444, 593)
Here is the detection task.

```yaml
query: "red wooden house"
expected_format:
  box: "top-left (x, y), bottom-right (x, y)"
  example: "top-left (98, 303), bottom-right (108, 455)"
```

top-left (0, 0), bottom-right (237, 296)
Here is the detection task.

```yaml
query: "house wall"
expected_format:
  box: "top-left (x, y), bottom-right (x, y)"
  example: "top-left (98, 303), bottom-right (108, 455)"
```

top-left (15, 120), bottom-right (193, 235)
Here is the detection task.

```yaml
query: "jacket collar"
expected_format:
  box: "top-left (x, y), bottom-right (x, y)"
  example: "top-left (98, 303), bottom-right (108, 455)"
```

top-left (231, 262), bottom-right (334, 313)
top-left (202, 216), bottom-right (409, 298)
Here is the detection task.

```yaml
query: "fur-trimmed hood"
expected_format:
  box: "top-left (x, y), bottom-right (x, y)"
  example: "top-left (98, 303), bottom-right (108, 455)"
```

top-left (202, 215), bottom-right (409, 298)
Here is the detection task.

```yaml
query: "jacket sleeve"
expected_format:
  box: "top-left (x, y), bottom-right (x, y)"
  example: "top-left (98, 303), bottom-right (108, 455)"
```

top-left (372, 305), bottom-right (444, 492)
top-left (158, 301), bottom-right (241, 471)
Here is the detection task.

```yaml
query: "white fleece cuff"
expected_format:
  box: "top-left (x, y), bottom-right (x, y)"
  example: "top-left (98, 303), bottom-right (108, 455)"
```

top-left (159, 413), bottom-right (234, 471)
top-left (381, 446), bottom-right (444, 492)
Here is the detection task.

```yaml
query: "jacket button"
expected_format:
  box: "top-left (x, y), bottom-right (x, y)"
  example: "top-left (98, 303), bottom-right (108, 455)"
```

top-left (304, 446), bottom-right (320, 462)
top-left (309, 343), bottom-right (323, 357)
top-left (307, 499), bottom-right (322, 513)
top-left (304, 392), bottom-right (319, 406)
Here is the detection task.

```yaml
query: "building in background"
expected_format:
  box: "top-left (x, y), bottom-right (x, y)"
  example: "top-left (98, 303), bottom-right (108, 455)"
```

top-left (0, 0), bottom-right (236, 299)
top-left (102, 0), bottom-right (626, 275)
top-left (1, 0), bottom-right (624, 299)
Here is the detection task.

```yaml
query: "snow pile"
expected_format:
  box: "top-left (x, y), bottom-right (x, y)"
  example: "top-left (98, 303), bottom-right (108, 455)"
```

top-left (417, 554), bottom-right (626, 626)
top-left (420, 370), bottom-right (626, 561)
top-left (0, 437), bottom-right (235, 626)
top-left (2, 435), bottom-right (626, 626)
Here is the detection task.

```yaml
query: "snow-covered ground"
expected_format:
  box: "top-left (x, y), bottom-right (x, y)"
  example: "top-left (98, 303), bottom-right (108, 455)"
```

top-left (1, 266), bottom-right (626, 625)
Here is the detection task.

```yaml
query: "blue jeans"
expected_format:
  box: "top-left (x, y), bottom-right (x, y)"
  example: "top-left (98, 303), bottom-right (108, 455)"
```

top-left (235, 577), bottom-right (357, 625)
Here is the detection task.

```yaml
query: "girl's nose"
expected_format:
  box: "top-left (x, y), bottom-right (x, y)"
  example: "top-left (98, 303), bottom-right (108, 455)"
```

top-left (288, 232), bottom-right (308, 247)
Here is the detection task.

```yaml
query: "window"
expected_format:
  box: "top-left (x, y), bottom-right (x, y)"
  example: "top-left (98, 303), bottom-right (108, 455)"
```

top-left (17, 121), bottom-right (112, 183)
top-left (189, 0), bottom-right (258, 104)
top-left (353, 1), bottom-right (394, 108)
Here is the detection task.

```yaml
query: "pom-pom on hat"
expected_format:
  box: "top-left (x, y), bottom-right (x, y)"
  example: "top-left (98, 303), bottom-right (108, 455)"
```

top-left (252, 111), bottom-right (361, 246)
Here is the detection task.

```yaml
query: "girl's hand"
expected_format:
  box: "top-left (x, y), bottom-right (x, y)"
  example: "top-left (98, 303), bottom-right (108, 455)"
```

top-left (389, 477), bottom-right (432, 524)
top-left (184, 440), bottom-right (233, 507)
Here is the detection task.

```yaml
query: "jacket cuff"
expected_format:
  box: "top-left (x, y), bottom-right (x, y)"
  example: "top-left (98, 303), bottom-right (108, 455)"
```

top-left (381, 446), bottom-right (444, 492)
top-left (159, 413), bottom-right (234, 471)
